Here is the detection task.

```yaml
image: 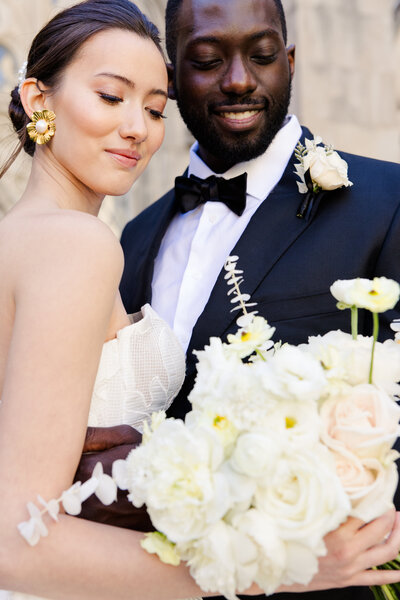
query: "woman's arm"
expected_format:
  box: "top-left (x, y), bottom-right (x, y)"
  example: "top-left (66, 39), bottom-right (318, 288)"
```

top-left (0, 214), bottom-right (209, 599)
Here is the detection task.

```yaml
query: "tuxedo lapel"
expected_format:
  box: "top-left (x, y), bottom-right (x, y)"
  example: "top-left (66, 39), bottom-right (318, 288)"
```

top-left (121, 190), bottom-right (178, 311)
top-left (186, 129), bottom-right (325, 370)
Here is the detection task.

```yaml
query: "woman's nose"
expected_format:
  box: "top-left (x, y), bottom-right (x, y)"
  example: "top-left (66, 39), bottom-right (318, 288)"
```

top-left (119, 107), bottom-right (148, 143)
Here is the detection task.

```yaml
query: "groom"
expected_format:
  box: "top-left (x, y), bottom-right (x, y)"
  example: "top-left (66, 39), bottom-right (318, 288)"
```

top-left (120, 0), bottom-right (400, 422)
top-left (78, 0), bottom-right (400, 598)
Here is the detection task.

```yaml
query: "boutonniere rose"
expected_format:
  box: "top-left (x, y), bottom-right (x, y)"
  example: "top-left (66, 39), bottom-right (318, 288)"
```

top-left (294, 136), bottom-right (353, 219)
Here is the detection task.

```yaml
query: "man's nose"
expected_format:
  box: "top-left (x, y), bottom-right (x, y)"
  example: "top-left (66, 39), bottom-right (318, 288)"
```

top-left (220, 55), bottom-right (257, 96)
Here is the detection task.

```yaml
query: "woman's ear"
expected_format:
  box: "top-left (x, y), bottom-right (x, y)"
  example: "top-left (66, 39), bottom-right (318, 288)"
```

top-left (19, 78), bottom-right (49, 118)
top-left (166, 64), bottom-right (176, 100)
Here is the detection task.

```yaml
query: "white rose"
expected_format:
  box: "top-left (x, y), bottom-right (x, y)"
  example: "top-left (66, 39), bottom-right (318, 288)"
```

top-left (179, 520), bottom-right (258, 600)
top-left (230, 431), bottom-right (282, 479)
top-left (330, 277), bottom-right (400, 312)
top-left (255, 446), bottom-right (350, 549)
top-left (303, 145), bottom-right (352, 191)
top-left (266, 344), bottom-right (327, 403)
top-left (320, 384), bottom-right (400, 460)
top-left (333, 450), bottom-right (398, 521)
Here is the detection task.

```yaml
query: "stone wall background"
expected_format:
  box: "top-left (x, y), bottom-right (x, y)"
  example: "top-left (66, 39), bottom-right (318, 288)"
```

top-left (0, 0), bottom-right (399, 233)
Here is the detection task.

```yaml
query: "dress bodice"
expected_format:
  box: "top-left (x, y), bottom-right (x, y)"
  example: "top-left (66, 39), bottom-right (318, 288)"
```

top-left (88, 303), bottom-right (185, 432)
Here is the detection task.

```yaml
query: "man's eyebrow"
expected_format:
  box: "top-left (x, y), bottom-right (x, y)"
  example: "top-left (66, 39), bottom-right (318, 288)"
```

top-left (95, 72), bottom-right (168, 98)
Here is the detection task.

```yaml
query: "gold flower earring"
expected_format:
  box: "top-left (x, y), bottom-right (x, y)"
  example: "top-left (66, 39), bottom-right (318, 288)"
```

top-left (26, 109), bottom-right (56, 145)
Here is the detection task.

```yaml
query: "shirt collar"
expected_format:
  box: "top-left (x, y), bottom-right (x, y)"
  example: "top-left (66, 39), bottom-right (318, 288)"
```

top-left (188, 115), bottom-right (302, 202)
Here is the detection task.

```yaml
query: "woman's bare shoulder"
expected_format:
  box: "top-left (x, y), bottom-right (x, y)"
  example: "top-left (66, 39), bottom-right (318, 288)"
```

top-left (0, 209), bottom-right (124, 286)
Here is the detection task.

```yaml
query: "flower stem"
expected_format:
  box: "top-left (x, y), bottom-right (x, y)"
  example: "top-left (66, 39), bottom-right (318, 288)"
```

top-left (368, 312), bottom-right (379, 384)
top-left (351, 306), bottom-right (358, 340)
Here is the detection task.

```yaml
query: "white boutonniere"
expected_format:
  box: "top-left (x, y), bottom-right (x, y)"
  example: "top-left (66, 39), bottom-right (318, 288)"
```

top-left (294, 136), bottom-right (353, 219)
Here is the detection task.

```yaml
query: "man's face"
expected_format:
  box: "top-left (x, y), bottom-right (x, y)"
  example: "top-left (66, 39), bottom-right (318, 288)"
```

top-left (171, 0), bottom-right (295, 173)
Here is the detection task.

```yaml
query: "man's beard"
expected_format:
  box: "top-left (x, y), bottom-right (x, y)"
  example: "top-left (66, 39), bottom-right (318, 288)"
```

top-left (175, 78), bottom-right (292, 171)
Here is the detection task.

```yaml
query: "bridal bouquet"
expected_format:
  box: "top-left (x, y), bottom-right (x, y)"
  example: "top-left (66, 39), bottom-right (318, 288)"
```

top-left (111, 260), bottom-right (400, 599)
top-left (18, 260), bottom-right (400, 599)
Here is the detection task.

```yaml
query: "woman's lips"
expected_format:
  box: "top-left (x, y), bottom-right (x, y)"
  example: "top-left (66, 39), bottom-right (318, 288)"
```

top-left (105, 149), bottom-right (141, 168)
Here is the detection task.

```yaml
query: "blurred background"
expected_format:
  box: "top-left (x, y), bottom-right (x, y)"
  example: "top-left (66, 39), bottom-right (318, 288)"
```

top-left (0, 0), bottom-right (399, 233)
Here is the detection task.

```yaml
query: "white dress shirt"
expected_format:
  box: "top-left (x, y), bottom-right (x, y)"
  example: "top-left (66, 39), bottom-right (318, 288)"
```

top-left (151, 115), bottom-right (303, 351)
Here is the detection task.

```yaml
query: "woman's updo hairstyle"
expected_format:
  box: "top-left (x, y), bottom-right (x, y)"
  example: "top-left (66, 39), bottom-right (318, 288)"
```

top-left (1, 0), bottom-right (162, 177)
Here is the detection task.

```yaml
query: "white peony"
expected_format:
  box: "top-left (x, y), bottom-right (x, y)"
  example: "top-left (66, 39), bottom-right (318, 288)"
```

top-left (232, 509), bottom-right (287, 596)
top-left (123, 418), bottom-right (230, 543)
top-left (330, 277), bottom-right (400, 313)
top-left (179, 520), bottom-right (259, 600)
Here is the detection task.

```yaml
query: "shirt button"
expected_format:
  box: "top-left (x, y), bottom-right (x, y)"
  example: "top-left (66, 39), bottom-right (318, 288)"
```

top-left (208, 214), bottom-right (217, 224)
top-left (191, 271), bottom-right (202, 281)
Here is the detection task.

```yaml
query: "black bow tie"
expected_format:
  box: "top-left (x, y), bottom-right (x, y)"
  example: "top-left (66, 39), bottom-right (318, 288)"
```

top-left (175, 172), bottom-right (247, 216)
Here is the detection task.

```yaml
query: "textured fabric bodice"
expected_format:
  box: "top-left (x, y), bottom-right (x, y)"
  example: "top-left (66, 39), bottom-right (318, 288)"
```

top-left (88, 303), bottom-right (185, 432)
top-left (1, 304), bottom-right (186, 600)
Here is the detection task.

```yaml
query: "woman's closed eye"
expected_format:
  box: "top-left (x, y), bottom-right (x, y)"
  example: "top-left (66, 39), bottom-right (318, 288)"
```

top-left (146, 108), bottom-right (167, 120)
top-left (98, 92), bottom-right (123, 105)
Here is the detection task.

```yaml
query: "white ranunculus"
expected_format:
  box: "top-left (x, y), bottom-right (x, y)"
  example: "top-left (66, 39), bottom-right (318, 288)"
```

top-left (330, 277), bottom-right (400, 312)
top-left (226, 315), bottom-right (275, 359)
top-left (230, 431), bottom-right (283, 479)
top-left (304, 331), bottom-right (400, 395)
top-left (123, 418), bottom-right (229, 543)
top-left (262, 401), bottom-right (321, 450)
top-left (333, 450), bottom-right (398, 521)
top-left (179, 520), bottom-right (259, 600)
top-left (320, 383), bottom-right (400, 460)
top-left (232, 509), bottom-right (287, 596)
top-left (186, 408), bottom-right (239, 454)
top-left (255, 446), bottom-right (350, 549)
top-left (303, 145), bottom-right (352, 191)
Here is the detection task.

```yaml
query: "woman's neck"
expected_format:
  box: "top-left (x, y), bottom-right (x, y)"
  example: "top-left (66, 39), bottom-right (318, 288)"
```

top-left (20, 149), bottom-right (104, 215)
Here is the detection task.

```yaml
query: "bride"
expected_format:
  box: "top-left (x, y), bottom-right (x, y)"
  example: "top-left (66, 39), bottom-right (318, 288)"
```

top-left (0, 1), bottom-right (399, 599)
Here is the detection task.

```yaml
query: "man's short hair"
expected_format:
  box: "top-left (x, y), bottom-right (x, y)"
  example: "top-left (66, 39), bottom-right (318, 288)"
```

top-left (165, 0), bottom-right (288, 65)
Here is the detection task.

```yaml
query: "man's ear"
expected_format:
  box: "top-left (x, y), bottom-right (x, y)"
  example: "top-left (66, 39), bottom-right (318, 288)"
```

top-left (19, 78), bottom-right (50, 117)
top-left (167, 63), bottom-right (176, 100)
top-left (286, 44), bottom-right (295, 79)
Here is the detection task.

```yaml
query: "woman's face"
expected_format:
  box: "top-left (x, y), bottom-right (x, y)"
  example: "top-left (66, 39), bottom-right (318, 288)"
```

top-left (45, 28), bottom-right (168, 197)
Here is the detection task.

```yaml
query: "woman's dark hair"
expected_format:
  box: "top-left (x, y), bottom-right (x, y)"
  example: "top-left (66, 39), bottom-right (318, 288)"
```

top-left (1, 0), bottom-right (163, 178)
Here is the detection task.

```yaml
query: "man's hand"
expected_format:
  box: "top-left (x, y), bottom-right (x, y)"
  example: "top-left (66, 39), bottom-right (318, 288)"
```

top-left (279, 509), bottom-right (400, 592)
top-left (74, 425), bottom-right (153, 531)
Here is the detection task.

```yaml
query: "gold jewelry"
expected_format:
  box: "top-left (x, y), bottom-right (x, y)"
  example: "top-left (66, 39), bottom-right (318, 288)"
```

top-left (26, 109), bottom-right (56, 145)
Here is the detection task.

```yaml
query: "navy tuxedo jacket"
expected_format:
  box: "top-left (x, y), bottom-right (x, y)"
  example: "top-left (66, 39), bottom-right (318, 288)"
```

top-left (120, 128), bottom-right (400, 600)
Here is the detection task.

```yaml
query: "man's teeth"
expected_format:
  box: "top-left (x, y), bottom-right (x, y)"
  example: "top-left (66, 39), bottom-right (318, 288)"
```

top-left (220, 110), bottom-right (260, 120)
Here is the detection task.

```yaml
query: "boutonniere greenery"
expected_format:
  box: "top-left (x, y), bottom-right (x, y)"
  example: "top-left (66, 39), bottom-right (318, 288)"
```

top-left (294, 136), bottom-right (353, 219)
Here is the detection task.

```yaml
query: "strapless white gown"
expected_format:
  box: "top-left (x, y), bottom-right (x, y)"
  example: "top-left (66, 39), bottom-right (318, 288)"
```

top-left (1, 304), bottom-right (186, 600)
